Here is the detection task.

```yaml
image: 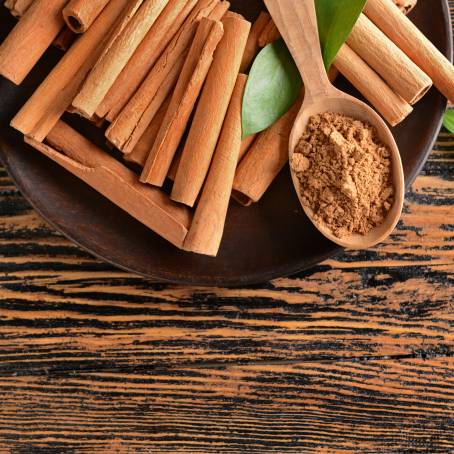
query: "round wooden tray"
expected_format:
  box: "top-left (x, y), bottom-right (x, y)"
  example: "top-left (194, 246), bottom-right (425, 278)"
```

top-left (0, 1), bottom-right (451, 286)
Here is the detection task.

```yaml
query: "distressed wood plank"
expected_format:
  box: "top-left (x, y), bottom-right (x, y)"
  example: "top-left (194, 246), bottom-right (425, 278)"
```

top-left (0, 357), bottom-right (452, 452)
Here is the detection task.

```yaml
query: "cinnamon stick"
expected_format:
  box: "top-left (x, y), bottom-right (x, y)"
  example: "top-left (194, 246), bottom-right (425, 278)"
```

top-left (208, 0), bottom-right (230, 20)
top-left (239, 133), bottom-right (256, 161)
top-left (63, 0), bottom-right (111, 33)
top-left (6, 0), bottom-right (35, 17)
top-left (72, 0), bottom-right (170, 118)
top-left (258, 19), bottom-right (280, 47)
top-left (171, 13), bottom-right (251, 207)
top-left (141, 18), bottom-right (224, 187)
top-left (184, 74), bottom-right (246, 256)
top-left (53, 27), bottom-right (77, 51)
top-left (106, 50), bottom-right (186, 153)
top-left (365, 0), bottom-right (454, 103)
top-left (96, 0), bottom-right (198, 122)
top-left (240, 11), bottom-right (270, 72)
top-left (4, 0), bottom-right (15, 10)
top-left (394, 0), bottom-right (417, 14)
top-left (11, 0), bottom-right (131, 141)
top-left (25, 121), bottom-right (191, 249)
top-left (346, 13), bottom-right (432, 104)
top-left (335, 44), bottom-right (413, 126)
top-left (105, 0), bottom-right (224, 154)
top-left (124, 96), bottom-right (171, 168)
top-left (100, 0), bottom-right (144, 54)
top-left (167, 150), bottom-right (181, 181)
top-left (232, 100), bottom-right (301, 206)
top-left (0, 0), bottom-right (67, 84)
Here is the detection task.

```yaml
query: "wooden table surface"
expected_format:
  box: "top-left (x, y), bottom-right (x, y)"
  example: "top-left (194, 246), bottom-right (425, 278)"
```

top-left (1, 10), bottom-right (454, 454)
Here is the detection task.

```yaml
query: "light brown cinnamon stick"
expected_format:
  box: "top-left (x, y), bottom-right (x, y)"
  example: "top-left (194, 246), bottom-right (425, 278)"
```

top-left (258, 18), bottom-right (280, 47)
top-left (365, 0), bottom-right (454, 103)
top-left (4, 0), bottom-right (15, 10)
top-left (96, 0), bottom-right (198, 122)
top-left (335, 44), bottom-right (413, 126)
top-left (6, 0), bottom-right (35, 17)
top-left (240, 11), bottom-right (270, 72)
top-left (25, 121), bottom-right (191, 249)
top-left (239, 133), bottom-right (257, 161)
top-left (167, 151), bottom-right (181, 181)
top-left (171, 13), bottom-right (251, 207)
top-left (232, 100), bottom-right (301, 206)
top-left (208, 0), bottom-right (230, 20)
top-left (11, 0), bottom-right (130, 141)
top-left (53, 27), bottom-right (77, 51)
top-left (124, 96), bottom-right (172, 168)
top-left (0, 0), bottom-right (67, 84)
top-left (63, 0), bottom-right (111, 33)
top-left (140, 18), bottom-right (224, 187)
top-left (394, 0), bottom-right (417, 14)
top-left (100, 0), bottom-right (144, 54)
top-left (105, 0), bottom-right (224, 154)
top-left (106, 49), bottom-right (187, 153)
top-left (184, 74), bottom-right (246, 256)
top-left (346, 13), bottom-right (432, 104)
top-left (72, 0), bottom-right (170, 118)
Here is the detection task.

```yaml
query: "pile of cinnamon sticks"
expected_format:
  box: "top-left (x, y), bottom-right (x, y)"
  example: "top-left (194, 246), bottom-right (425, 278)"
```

top-left (0, 0), bottom-right (453, 257)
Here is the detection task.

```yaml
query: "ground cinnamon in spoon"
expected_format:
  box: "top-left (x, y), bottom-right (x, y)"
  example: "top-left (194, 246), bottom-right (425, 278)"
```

top-left (291, 112), bottom-right (394, 238)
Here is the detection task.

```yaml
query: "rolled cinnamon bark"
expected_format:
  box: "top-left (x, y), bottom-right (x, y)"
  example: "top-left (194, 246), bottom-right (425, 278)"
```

top-left (101, 0), bottom-right (144, 54)
top-left (184, 74), bottom-right (246, 256)
top-left (11, 0), bottom-right (130, 141)
top-left (167, 151), bottom-right (181, 181)
top-left (0, 0), bottom-right (67, 84)
top-left (239, 133), bottom-right (256, 161)
top-left (208, 0), bottom-right (230, 20)
top-left (394, 0), bottom-right (417, 14)
top-left (365, 0), bottom-right (454, 103)
top-left (240, 11), bottom-right (270, 72)
top-left (105, 0), bottom-right (224, 154)
top-left (171, 13), bottom-right (251, 207)
top-left (258, 19), bottom-right (280, 47)
top-left (335, 44), bottom-right (413, 126)
top-left (53, 27), bottom-right (77, 51)
top-left (232, 100), bottom-right (300, 206)
top-left (6, 0), bottom-right (35, 17)
top-left (96, 0), bottom-right (198, 122)
top-left (346, 13), bottom-right (432, 104)
top-left (141, 18), bottom-right (224, 187)
top-left (72, 0), bottom-right (170, 118)
top-left (25, 121), bottom-right (191, 249)
top-left (63, 0), bottom-right (111, 33)
top-left (108, 53), bottom-right (186, 152)
top-left (124, 96), bottom-right (172, 168)
top-left (4, 0), bottom-right (14, 10)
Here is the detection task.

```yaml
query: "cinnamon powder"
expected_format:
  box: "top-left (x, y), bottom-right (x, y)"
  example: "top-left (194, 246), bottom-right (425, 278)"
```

top-left (291, 112), bottom-right (394, 238)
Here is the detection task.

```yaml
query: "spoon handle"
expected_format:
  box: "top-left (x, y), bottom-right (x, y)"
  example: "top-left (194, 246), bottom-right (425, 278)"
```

top-left (263, 0), bottom-right (333, 102)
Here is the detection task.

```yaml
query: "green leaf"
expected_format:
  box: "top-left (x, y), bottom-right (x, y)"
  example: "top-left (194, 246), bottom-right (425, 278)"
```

top-left (316, 0), bottom-right (367, 69)
top-left (443, 109), bottom-right (454, 134)
top-left (241, 0), bottom-right (366, 137)
top-left (242, 40), bottom-right (302, 138)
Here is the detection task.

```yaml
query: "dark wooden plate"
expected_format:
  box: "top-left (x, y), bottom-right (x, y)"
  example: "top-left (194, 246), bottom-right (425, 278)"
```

top-left (0, 1), bottom-right (452, 286)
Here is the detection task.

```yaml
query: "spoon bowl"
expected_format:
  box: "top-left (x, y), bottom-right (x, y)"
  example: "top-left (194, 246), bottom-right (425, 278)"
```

top-left (289, 90), bottom-right (405, 249)
top-left (264, 0), bottom-right (405, 250)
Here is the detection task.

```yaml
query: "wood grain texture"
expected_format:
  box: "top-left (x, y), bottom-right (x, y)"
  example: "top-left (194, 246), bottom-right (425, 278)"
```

top-left (0, 358), bottom-right (452, 452)
top-left (0, 2), bottom-right (453, 452)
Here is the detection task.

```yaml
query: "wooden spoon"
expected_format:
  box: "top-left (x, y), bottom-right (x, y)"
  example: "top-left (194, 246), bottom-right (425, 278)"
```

top-left (263, 0), bottom-right (405, 249)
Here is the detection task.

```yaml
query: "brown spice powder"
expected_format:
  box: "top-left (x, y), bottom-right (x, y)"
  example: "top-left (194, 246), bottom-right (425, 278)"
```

top-left (291, 112), bottom-right (394, 238)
